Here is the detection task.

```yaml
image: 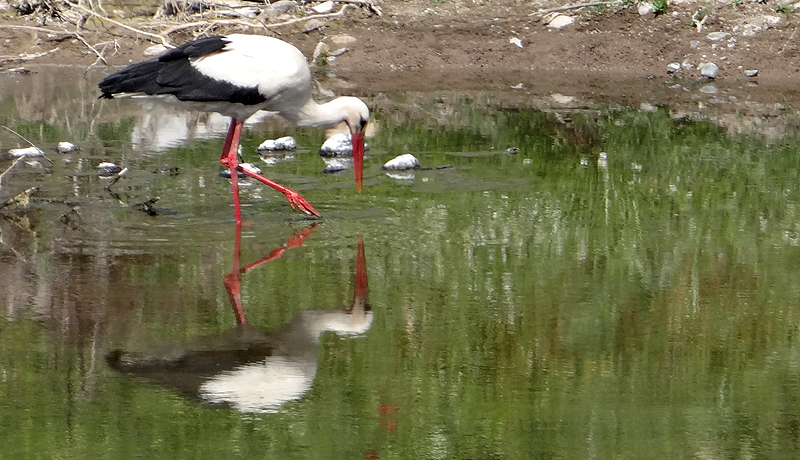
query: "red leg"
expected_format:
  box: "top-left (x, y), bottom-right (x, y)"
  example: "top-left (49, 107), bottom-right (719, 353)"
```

top-left (236, 165), bottom-right (320, 217)
top-left (219, 119), bottom-right (244, 224)
top-left (220, 118), bottom-right (320, 218)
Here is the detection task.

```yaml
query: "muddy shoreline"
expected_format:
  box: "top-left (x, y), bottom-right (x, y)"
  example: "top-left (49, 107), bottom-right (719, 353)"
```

top-left (2, 0), bottom-right (800, 123)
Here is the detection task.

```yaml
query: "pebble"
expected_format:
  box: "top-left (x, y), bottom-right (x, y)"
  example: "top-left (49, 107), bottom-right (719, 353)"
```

top-left (312, 1), bottom-right (334, 13)
top-left (56, 142), bottom-right (79, 154)
top-left (304, 19), bottom-right (325, 33)
top-left (318, 133), bottom-right (369, 157)
top-left (700, 84), bottom-right (718, 94)
top-left (551, 93), bottom-right (575, 104)
top-left (699, 62), bottom-right (719, 78)
top-left (667, 62), bottom-right (681, 73)
top-left (509, 37), bottom-right (523, 48)
top-left (9, 146), bottom-right (45, 158)
top-left (257, 136), bottom-right (297, 151)
top-left (744, 69), bottom-right (758, 77)
top-left (381, 154), bottom-right (420, 171)
top-left (707, 32), bottom-right (731, 41)
top-left (690, 40), bottom-right (700, 49)
top-left (547, 14), bottom-right (575, 30)
top-left (98, 162), bottom-right (122, 176)
top-left (638, 2), bottom-right (654, 16)
top-left (219, 163), bottom-right (262, 179)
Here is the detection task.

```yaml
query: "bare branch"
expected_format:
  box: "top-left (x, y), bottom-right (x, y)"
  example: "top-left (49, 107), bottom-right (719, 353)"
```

top-left (64, 1), bottom-right (171, 46)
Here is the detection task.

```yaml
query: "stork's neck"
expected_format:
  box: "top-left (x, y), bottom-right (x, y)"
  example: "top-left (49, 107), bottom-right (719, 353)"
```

top-left (287, 98), bottom-right (349, 129)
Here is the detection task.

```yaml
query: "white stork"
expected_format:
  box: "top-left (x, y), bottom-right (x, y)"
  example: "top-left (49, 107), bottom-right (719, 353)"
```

top-left (99, 34), bottom-right (370, 222)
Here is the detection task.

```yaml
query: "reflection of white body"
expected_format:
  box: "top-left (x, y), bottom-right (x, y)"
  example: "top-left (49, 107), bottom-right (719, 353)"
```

top-left (200, 310), bottom-right (373, 413)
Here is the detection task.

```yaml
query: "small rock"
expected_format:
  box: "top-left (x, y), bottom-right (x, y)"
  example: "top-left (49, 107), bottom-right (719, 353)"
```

top-left (699, 84), bottom-right (718, 94)
top-left (264, 0), bottom-right (297, 16)
top-left (56, 142), bottom-right (79, 154)
top-left (509, 37), bottom-right (523, 48)
top-left (744, 69), bottom-right (758, 77)
top-left (312, 1), bottom-right (334, 13)
top-left (690, 40), bottom-right (700, 49)
top-left (667, 62), bottom-right (681, 73)
top-left (318, 133), bottom-right (369, 157)
top-left (98, 162), bottom-right (122, 176)
top-left (382, 154), bottom-right (420, 171)
top-left (551, 93), bottom-right (574, 104)
top-left (257, 136), bottom-right (297, 151)
top-left (328, 34), bottom-right (357, 47)
top-left (547, 14), bottom-right (575, 30)
top-left (506, 147), bottom-right (520, 155)
top-left (640, 102), bottom-right (657, 113)
top-left (144, 44), bottom-right (169, 56)
top-left (707, 32), bottom-right (731, 41)
top-left (699, 62), bottom-right (719, 78)
top-left (219, 163), bottom-right (262, 179)
top-left (762, 15), bottom-right (781, 27)
top-left (304, 19), bottom-right (325, 33)
top-left (681, 58), bottom-right (694, 69)
top-left (9, 146), bottom-right (45, 158)
top-left (511, 83), bottom-right (524, 90)
top-left (312, 41), bottom-right (330, 65)
top-left (638, 2), bottom-right (654, 16)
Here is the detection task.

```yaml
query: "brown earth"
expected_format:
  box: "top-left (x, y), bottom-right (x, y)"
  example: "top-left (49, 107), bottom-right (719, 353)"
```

top-left (2, 0), bottom-right (800, 115)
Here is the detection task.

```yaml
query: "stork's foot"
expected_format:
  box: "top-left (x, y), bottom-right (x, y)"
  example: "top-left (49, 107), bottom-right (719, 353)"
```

top-left (284, 189), bottom-right (321, 217)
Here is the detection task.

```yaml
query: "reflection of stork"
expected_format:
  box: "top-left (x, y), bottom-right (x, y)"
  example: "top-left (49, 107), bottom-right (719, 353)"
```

top-left (107, 225), bottom-right (373, 413)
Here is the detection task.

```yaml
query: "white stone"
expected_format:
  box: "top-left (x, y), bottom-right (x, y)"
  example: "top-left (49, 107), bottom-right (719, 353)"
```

top-left (667, 62), bottom-right (681, 73)
top-left (257, 136), bottom-right (297, 151)
top-left (699, 62), bottom-right (719, 78)
top-left (509, 37), bottom-right (523, 48)
top-left (638, 2), bottom-right (654, 16)
top-left (56, 142), bottom-right (79, 153)
top-left (762, 15), bottom-right (781, 27)
top-left (551, 93), bottom-right (574, 104)
top-left (144, 45), bottom-right (169, 56)
top-left (9, 146), bottom-right (45, 158)
top-left (382, 154), bottom-right (420, 171)
top-left (547, 15), bottom-right (575, 30)
top-left (707, 32), bottom-right (731, 41)
top-left (312, 1), bottom-right (334, 13)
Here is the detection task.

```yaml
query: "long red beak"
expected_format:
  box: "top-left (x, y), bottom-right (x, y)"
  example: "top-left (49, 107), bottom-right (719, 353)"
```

top-left (352, 132), bottom-right (365, 192)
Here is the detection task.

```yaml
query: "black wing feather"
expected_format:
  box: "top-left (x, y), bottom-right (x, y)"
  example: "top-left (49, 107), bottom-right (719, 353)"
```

top-left (98, 36), bottom-right (266, 106)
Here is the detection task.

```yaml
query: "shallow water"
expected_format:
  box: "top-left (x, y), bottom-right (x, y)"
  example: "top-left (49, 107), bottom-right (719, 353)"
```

top-left (2, 67), bottom-right (800, 459)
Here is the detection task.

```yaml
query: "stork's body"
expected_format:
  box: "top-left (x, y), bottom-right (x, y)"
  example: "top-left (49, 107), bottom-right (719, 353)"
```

top-left (99, 34), bottom-right (369, 222)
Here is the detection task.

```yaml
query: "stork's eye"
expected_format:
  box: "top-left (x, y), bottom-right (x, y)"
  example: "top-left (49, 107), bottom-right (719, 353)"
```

top-left (359, 117), bottom-right (368, 130)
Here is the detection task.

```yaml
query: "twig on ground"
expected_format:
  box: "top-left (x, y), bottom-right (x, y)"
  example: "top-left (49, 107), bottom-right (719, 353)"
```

top-left (305, 0), bottom-right (382, 16)
top-left (162, 5), bottom-right (353, 36)
top-left (64, 1), bottom-right (171, 46)
top-left (72, 29), bottom-right (108, 66)
top-left (533, 1), bottom-right (619, 15)
top-left (0, 47), bottom-right (60, 64)
top-left (0, 24), bottom-right (66, 35)
top-left (779, 26), bottom-right (797, 55)
top-left (0, 157), bottom-right (23, 187)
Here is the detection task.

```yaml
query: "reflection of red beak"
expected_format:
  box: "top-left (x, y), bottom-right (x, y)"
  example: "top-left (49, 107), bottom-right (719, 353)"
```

top-left (352, 131), bottom-right (365, 192)
top-left (354, 235), bottom-right (368, 305)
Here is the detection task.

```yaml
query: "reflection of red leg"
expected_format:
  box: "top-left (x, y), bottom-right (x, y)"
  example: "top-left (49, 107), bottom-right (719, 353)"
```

top-left (353, 235), bottom-right (369, 310)
top-left (223, 222), bottom-right (248, 325)
top-left (219, 119), bottom-right (244, 225)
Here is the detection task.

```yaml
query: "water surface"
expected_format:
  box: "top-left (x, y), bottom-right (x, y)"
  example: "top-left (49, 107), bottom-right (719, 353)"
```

top-left (2, 67), bottom-right (800, 459)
